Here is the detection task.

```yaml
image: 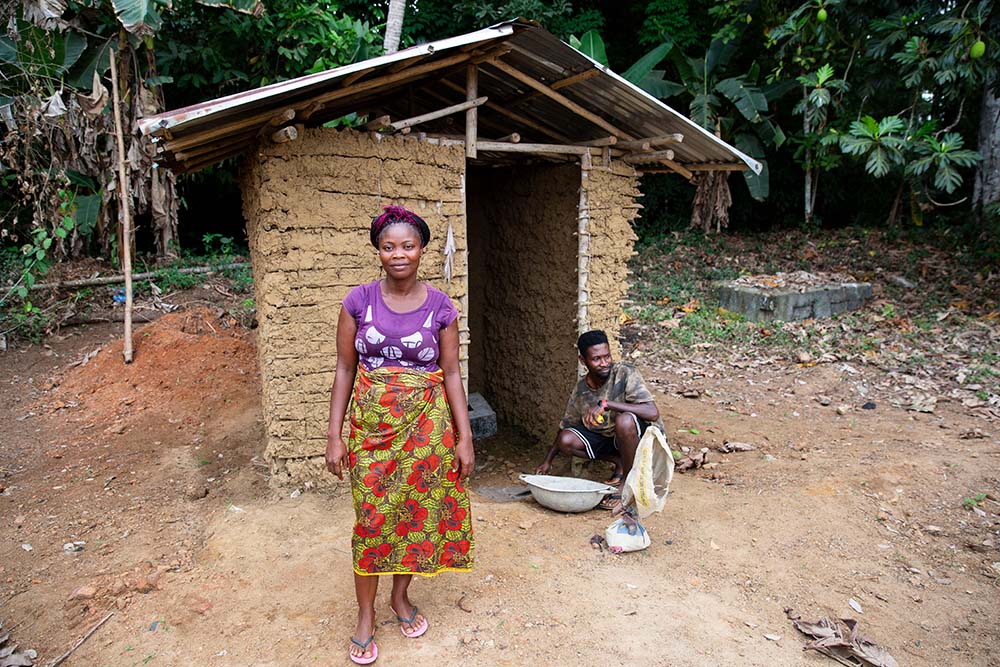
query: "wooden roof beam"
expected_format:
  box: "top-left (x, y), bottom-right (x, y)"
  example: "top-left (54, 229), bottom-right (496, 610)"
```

top-left (386, 96), bottom-right (487, 132)
top-left (616, 133), bottom-right (684, 150)
top-left (477, 141), bottom-right (592, 155)
top-left (161, 48), bottom-right (506, 155)
top-left (488, 59), bottom-right (636, 141)
top-left (508, 68), bottom-right (601, 107)
top-left (440, 79), bottom-right (574, 144)
top-left (623, 149), bottom-right (675, 164)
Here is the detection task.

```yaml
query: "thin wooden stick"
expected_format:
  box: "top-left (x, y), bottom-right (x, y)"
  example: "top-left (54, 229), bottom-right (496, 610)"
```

top-left (14, 262), bottom-right (250, 291)
top-left (46, 611), bottom-right (114, 667)
top-left (109, 51), bottom-right (133, 364)
top-left (387, 97), bottom-right (486, 132)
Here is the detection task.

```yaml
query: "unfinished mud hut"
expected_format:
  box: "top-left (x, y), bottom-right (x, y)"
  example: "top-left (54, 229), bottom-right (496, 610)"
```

top-left (140, 20), bottom-right (760, 486)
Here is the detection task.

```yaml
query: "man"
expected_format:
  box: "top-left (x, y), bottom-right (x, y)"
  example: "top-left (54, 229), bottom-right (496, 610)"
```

top-left (535, 330), bottom-right (664, 509)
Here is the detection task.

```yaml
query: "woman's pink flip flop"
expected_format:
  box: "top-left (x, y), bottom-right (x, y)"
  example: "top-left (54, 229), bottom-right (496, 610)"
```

top-left (349, 635), bottom-right (378, 665)
top-left (391, 605), bottom-right (428, 638)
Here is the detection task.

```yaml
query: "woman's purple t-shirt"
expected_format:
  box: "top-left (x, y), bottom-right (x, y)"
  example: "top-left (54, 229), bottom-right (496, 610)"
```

top-left (343, 281), bottom-right (458, 372)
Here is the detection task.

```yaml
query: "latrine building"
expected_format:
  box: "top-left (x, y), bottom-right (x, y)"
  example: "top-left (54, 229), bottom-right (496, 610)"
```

top-left (141, 20), bottom-right (759, 485)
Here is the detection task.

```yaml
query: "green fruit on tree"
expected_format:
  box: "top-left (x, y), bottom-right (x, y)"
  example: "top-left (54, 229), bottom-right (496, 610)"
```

top-left (817, 7), bottom-right (828, 22)
top-left (970, 40), bottom-right (986, 60)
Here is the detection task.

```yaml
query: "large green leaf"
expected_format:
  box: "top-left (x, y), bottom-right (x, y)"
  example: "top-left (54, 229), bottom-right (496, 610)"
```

top-left (0, 37), bottom-right (17, 63)
top-left (111, 0), bottom-right (163, 36)
top-left (715, 76), bottom-right (767, 122)
top-left (636, 73), bottom-right (686, 99)
top-left (196, 0), bottom-right (264, 16)
top-left (623, 40), bottom-right (672, 84)
top-left (571, 30), bottom-right (608, 66)
top-left (690, 92), bottom-right (719, 129)
top-left (69, 39), bottom-right (115, 89)
top-left (704, 39), bottom-right (737, 77)
top-left (74, 193), bottom-right (102, 238)
top-left (61, 31), bottom-right (87, 72)
top-left (736, 133), bottom-right (768, 201)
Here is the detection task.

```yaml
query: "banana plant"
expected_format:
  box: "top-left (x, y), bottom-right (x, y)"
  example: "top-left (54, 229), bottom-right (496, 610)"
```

top-left (111, 0), bottom-right (263, 36)
top-left (570, 31), bottom-right (786, 234)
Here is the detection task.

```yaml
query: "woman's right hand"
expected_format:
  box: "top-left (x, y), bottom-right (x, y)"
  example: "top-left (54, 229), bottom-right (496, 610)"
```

top-left (325, 435), bottom-right (349, 479)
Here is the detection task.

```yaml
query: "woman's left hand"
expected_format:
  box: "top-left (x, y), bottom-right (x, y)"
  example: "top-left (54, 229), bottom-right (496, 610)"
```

top-left (453, 439), bottom-right (475, 481)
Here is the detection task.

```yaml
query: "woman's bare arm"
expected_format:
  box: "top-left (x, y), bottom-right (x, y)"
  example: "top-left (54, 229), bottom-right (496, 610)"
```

top-left (326, 306), bottom-right (359, 479)
top-left (438, 319), bottom-right (474, 479)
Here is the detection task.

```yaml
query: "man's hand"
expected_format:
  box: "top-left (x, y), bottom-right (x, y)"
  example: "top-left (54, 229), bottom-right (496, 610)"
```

top-left (535, 460), bottom-right (552, 475)
top-left (583, 403), bottom-right (606, 430)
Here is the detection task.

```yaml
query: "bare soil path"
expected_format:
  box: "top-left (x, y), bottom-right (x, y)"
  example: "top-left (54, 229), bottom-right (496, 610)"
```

top-left (2, 304), bottom-right (997, 667)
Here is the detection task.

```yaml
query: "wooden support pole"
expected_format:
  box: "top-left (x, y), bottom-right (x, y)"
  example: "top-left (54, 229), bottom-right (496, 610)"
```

top-left (489, 59), bottom-right (636, 140)
top-left (616, 133), bottom-right (684, 150)
top-left (441, 79), bottom-right (573, 144)
top-left (270, 125), bottom-right (299, 143)
top-left (109, 50), bottom-right (133, 364)
top-left (388, 96), bottom-right (486, 132)
top-left (340, 68), bottom-right (369, 88)
top-left (171, 128), bottom-right (258, 162)
top-left (508, 68), bottom-right (601, 107)
top-left (623, 149), bottom-right (675, 163)
top-left (496, 132), bottom-right (520, 143)
top-left (465, 64), bottom-right (478, 159)
top-left (476, 140), bottom-right (593, 155)
top-left (299, 101), bottom-right (325, 121)
top-left (363, 114), bottom-right (392, 130)
top-left (261, 108), bottom-right (295, 133)
top-left (580, 136), bottom-right (617, 147)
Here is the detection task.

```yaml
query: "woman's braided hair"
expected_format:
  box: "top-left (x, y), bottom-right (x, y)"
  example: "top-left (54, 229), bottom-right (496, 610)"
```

top-left (369, 205), bottom-right (431, 249)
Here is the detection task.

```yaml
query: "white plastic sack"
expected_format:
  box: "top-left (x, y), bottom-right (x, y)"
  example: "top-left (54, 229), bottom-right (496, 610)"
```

top-left (620, 425), bottom-right (674, 518)
top-left (605, 516), bottom-right (651, 553)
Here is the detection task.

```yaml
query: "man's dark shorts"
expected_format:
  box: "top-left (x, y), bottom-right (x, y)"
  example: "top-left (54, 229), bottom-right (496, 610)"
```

top-left (564, 413), bottom-right (650, 460)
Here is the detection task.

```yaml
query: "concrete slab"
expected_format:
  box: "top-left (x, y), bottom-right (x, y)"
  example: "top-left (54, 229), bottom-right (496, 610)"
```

top-left (468, 392), bottom-right (497, 440)
top-left (718, 281), bottom-right (873, 322)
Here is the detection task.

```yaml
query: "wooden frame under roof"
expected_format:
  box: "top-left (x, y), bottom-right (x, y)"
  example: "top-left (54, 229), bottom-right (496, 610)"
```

top-left (140, 20), bottom-right (762, 178)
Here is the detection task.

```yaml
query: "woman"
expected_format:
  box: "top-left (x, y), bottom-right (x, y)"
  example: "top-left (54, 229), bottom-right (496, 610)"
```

top-left (326, 205), bottom-right (475, 665)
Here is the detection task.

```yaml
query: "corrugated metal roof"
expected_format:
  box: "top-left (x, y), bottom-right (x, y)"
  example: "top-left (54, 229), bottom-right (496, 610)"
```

top-left (140, 20), bottom-right (761, 176)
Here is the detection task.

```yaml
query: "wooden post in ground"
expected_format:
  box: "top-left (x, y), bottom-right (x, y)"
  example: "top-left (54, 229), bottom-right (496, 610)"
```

top-left (110, 50), bottom-right (134, 364)
top-left (465, 63), bottom-right (478, 159)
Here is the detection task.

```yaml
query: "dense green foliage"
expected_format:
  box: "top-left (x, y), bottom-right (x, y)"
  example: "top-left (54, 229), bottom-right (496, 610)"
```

top-left (2, 0), bottom-right (998, 287)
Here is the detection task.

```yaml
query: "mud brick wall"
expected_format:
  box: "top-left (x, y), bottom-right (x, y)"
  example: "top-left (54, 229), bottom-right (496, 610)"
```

top-left (581, 162), bottom-right (640, 359)
top-left (472, 164), bottom-right (581, 441)
top-left (241, 129), bottom-right (468, 486)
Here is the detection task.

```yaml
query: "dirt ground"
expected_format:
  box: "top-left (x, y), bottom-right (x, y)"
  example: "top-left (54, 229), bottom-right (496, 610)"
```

top-left (1, 294), bottom-right (998, 665)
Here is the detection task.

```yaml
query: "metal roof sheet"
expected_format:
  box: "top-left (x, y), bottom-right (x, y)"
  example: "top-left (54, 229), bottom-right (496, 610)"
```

top-left (140, 21), bottom-right (761, 175)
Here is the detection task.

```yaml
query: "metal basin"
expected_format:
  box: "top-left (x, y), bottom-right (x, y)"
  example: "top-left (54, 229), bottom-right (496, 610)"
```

top-left (518, 474), bottom-right (617, 513)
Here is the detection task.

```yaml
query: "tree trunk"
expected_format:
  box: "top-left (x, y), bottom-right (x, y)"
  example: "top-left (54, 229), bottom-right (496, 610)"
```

top-left (803, 88), bottom-right (813, 226)
top-left (383, 0), bottom-right (406, 55)
top-left (690, 172), bottom-right (732, 234)
top-left (973, 74), bottom-right (1000, 225)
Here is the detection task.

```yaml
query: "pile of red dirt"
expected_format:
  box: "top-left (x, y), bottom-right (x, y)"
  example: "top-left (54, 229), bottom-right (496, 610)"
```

top-left (44, 308), bottom-right (259, 431)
